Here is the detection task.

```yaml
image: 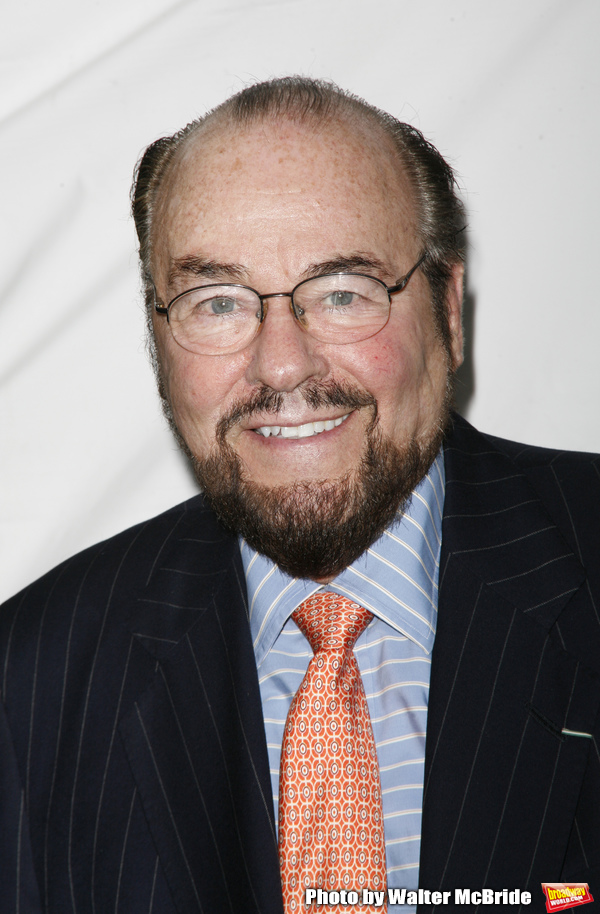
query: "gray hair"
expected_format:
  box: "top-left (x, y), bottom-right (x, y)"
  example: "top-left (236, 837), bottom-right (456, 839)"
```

top-left (131, 76), bottom-right (466, 351)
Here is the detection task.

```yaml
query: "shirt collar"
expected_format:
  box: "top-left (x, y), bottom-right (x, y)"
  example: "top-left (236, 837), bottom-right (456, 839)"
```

top-left (241, 450), bottom-right (445, 665)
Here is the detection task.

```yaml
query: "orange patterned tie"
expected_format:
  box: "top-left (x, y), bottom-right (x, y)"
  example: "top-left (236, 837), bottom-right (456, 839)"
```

top-left (278, 592), bottom-right (387, 913)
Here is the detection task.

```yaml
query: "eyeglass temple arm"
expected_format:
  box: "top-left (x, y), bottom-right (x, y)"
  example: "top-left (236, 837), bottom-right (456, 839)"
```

top-left (387, 251), bottom-right (429, 295)
top-left (152, 282), bottom-right (170, 317)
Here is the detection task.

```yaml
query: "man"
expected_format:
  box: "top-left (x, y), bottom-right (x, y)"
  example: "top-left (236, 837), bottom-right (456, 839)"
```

top-left (0, 77), bottom-right (598, 913)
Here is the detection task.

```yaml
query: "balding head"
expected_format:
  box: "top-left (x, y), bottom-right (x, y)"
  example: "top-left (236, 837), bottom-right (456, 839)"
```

top-left (132, 76), bottom-right (465, 351)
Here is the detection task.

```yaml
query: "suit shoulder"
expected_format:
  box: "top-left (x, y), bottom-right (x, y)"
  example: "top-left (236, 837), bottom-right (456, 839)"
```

top-left (448, 414), bottom-right (600, 565)
top-left (482, 430), bottom-right (600, 473)
top-left (445, 412), bottom-right (600, 533)
top-left (477, 428), bottom-right (600, 514)
top-left (447, 413), bottom-right (600, 475)
top-left (0, 494), bottom-right (221, 644)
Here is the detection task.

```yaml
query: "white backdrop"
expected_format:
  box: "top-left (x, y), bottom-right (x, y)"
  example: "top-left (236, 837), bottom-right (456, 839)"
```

top-left (1, 0), bottom-right (599, 603)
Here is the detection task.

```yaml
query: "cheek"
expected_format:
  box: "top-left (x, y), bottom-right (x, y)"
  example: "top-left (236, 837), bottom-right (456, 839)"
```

top-left (346, 316), bottom-right (449, 436)
top-left (159, 344), bottom-right (246, 449)
top-left (347, 330), bottom-right (422, 400)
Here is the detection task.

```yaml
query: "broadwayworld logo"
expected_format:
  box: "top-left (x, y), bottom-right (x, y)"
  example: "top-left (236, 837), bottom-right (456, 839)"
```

top-left (541, 884), bottom-right (594, 912)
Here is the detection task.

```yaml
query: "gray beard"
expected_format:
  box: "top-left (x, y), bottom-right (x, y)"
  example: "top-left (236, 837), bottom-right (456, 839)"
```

top-left (179, 379), bottom-right (451, 581)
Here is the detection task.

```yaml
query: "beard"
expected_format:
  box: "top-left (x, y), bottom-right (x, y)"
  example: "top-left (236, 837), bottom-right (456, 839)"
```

top-left (174, 378), bottom-right (452, 581)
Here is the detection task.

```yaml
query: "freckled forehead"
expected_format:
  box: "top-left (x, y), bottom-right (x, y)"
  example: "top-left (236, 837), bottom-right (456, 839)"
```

top-left (151, 115), bottom-right (419, 291)
top-left (157, 115), bottom-right (415, 227)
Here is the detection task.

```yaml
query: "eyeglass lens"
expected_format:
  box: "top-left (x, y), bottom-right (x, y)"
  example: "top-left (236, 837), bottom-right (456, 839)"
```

top-left (168, 273), bottom-right (391, 355)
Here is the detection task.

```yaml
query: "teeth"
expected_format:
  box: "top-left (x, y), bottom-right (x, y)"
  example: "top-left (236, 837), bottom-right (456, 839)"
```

top-left (255, 414), bottom-right (349, 439)
top-left (256, 425), bottom-right (280, 438)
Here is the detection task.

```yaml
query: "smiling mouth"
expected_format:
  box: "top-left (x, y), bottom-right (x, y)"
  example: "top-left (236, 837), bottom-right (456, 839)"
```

top-left (253, 413), bottom-right (351, 439)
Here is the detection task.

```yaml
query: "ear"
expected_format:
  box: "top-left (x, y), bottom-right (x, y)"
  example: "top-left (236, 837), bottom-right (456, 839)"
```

top-left (446, 261), bottom-right (464, 371)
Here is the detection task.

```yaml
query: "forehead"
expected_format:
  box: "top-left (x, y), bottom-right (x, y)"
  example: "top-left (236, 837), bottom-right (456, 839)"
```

top-left (152, 114), bottom-right (419, 281)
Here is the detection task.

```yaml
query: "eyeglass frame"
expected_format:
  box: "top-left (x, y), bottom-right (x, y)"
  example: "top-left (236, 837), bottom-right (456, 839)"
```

top-left (154, 250), bottom-right (429, 351)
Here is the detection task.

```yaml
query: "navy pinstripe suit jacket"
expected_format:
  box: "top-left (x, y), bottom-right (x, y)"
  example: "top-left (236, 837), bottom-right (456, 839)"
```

top-left (1, 415), bottom-right (599, 913)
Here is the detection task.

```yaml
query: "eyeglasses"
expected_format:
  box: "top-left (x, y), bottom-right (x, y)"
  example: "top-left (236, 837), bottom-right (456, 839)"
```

top-left (155, 252), bottom-right (428, 356)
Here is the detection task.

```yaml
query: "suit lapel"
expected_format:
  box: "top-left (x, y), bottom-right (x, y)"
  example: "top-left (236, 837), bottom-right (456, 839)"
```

top-left (118, 501), bottom-right (283, 914)
top-left (420, 417), bottom-right (600, 892)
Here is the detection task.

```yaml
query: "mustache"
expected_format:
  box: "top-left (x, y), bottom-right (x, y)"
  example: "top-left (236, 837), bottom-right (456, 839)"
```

top-left (215, 381), bottom-right (377, 441)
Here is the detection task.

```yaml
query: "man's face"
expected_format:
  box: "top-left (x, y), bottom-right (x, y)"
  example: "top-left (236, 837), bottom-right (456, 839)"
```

top-left (151, 116), bottom-right (463, 578)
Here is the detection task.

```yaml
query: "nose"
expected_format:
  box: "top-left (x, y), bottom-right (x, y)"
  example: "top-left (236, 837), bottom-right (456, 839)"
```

top-left (245, 294), bottom-right (328, 392)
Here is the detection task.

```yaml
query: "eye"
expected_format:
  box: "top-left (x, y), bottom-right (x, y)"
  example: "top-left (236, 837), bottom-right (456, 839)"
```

top-left (323, 290), bottom-right (356, 308)
top-left (206, 296), bottom-right (238, 314)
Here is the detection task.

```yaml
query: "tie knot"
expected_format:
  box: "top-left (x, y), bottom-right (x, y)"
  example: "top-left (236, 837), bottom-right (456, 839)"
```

top-left (292, 592), bottom-right (372, 654)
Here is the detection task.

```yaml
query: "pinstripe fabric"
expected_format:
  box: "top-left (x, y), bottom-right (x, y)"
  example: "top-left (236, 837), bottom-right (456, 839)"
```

top-left (419, 419), bottom-right (600, 909)
top-left (1, 415), bottom-right (599, 913)
top-left (0, 502), bottom-right (282, 914)
top-left (242, 454), bottom-right (444, 910)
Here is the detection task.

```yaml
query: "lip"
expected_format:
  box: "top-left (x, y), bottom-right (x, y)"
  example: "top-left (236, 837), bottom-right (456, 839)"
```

top-left (234, 407), bottom-right (365, 483)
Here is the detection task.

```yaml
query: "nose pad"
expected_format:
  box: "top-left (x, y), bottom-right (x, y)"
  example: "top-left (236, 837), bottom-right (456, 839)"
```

top-left (258, 293), bottom-right (307, 333)
top-left (289, 298), bottom-right (309, 330)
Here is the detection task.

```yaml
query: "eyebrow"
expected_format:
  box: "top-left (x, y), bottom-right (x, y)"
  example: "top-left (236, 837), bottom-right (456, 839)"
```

top-left (303, 253), bottom-right (396, 280)
top-left (167, 251), bottom-right (397, 291)
top-left (167, 256), bottom-right (249, 288)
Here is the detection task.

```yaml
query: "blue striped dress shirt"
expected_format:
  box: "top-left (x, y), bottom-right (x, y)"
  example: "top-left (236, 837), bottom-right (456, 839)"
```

top-left (241, 451), bottom-right (445, 913)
